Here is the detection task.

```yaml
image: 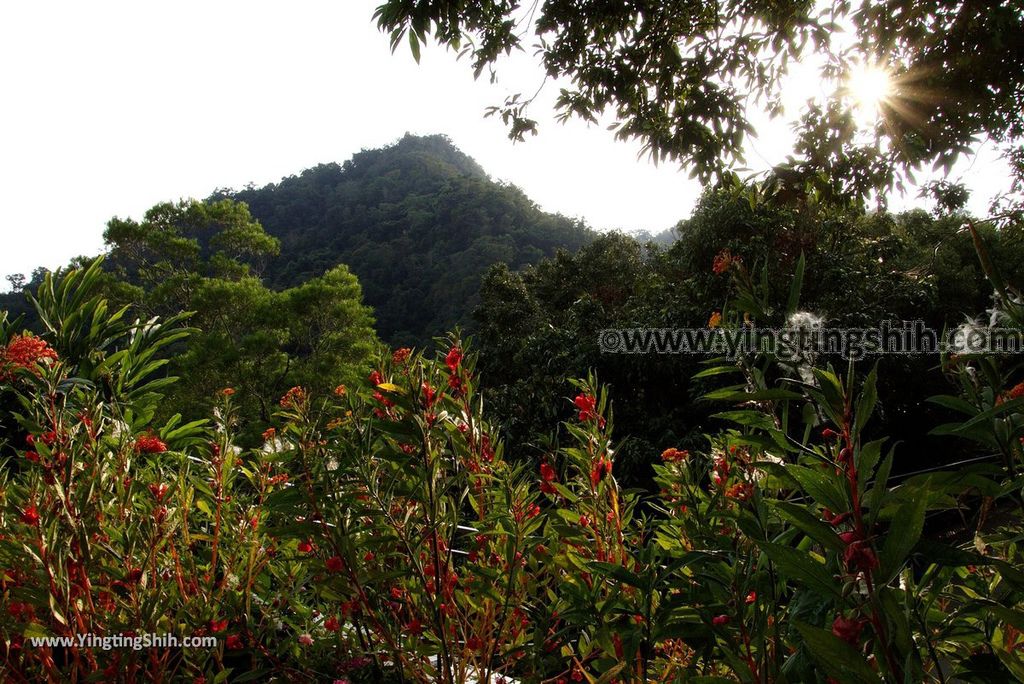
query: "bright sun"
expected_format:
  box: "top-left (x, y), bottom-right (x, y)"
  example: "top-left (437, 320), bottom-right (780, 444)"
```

top-left (847, 64), bottom-right (892, 123)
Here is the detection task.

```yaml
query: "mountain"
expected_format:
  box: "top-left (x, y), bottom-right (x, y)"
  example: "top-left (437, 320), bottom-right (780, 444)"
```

top-left (216, 134), bottom-right (595, 344)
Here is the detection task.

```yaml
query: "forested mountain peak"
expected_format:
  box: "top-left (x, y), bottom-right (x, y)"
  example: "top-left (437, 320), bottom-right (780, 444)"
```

top-left (218, 134), bottom-right (595, 344)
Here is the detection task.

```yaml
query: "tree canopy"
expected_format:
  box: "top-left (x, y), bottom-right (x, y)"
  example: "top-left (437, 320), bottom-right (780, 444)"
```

top-left (375, 0), bottom-right (1024, 197)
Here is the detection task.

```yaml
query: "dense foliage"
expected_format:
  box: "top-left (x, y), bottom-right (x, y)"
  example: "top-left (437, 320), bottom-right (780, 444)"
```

top-left (1, 250), bottom-right (1022, 682)
top-left (473, 185), bottom-right (1024, 486)
top-left (218, 134), bottom-right (594, 344)
top-left (96, 200), bottom-right (378, 443)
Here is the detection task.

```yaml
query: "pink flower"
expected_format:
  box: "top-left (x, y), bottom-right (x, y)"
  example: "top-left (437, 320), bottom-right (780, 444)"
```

top-left (298, 633), bottom-right (313, 646)
top-left (712, 614), bottom-right (730, 626)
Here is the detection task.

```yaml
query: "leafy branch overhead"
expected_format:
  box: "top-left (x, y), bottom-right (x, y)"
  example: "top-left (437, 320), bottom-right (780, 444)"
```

top-left (375, 0), bottom-right (1024, 189)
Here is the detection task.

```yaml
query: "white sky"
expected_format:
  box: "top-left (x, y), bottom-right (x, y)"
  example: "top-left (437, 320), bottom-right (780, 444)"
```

top-left (0, 0), bottom-right (1013, 283)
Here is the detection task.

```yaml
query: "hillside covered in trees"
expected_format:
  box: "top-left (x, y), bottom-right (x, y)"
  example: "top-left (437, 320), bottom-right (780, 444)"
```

top-left (216, 134), bottom-right (595, 344)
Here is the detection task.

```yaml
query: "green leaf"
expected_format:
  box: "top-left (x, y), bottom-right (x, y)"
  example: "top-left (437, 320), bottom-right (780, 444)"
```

top-left (879, 488), bottom-right (928, 582)
top-left (927, 395), bottom-right (980, 416)
top-left (703, 388), bottom-right (803, 402)
top-left (693, 365), bottom-right (743, 378)
top-left (758, 542), bottom-right (841, 599)
top-left (853, 364), bottom-right (877, 436)
top-left (711, 410), bottom-right (777, 430)
top-left (772, 501), bottom-right (844, 552)
top-left (787, 465), bottom-right (847, 514)
top-left (794, 621), bottom-right (881, 684)
top-left (785, 251), bottom-right (805, 316)
top-left (409, 30), bottom-right (421, 62)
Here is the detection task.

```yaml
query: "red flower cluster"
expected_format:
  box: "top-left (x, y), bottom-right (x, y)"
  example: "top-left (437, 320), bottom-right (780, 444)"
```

top-left (661, 447), bottom-right (689, 463)
top-left (446, 345), bottom-right (465, 396)
top-left (421, 381), bottom-right (438, 408)
top-left (325, 556), bottom-right (344, 573)
top-left (20, 505), bottom-right (40, 526)
top-left (996, 381), bottom-right (1024, 405)
top-left (832, 614), bottom-right (866, 645)
top-left (0, 333), bottom-right (58, 381)
top-left (840, 531), bottom-right (879, 573)
top-left (539, 461), bottom-right (558, 494)
top-left (573, 393), bottom-right (605, 428)
top-left (392, 347), bottom-right (412, 365)
top-left (589, 457), bottom-right (612, 488)
top-left (279, 386), bottom-right (307, 409)
top-left (134, 435), bottom-right (168, 454)
top-left (712, 249), bottom-right (738, 275)
top-left (725, 482), bottom-right (754, 501)
top-left (445, 346), bottom-right (463, 372)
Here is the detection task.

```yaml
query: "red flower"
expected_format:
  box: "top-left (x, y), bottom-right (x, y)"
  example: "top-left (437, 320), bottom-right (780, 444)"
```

top-left (363, 551), bottom-right (375, 562)
top-left (745, 591), bottom-right (757, 604)
top-left (1009, 382), bottom-right (1024, 400)
top-left (0, 333), bottom-right (58, 381)
top-left (221, 387), bottom-right (235, 396)
top-left (368, 370), bottom-right (384, 386)
top-left (421, 381), bottom-right (437, 408)
top-left (842, 537), bottom-right (879, 573)
top-left (148, 483), bottom-right (169, 501)
top-left (324, 615), bottom-right (340, 632)
top-left (573, 393), bottom-right (606, 427)
top-left (225, 634), bottom-right (244, 650)
top-left (23, 451), bottom-right (39, 463)
top-left (392, 347), bottom-right (412, 365)
top-left (326, 556), bottom-right (344, 573)
top-left (712, 249), bottom-right (737, 275)
top-left (712, 614), bottom-right (730, 626)
top-left (574, 393), bottom-right (596, 419)
top-left (405, 618), bottom-right (422, 635)
top-left (298, 540), bottom-right (314, 554)
top-left (540, 461), bottom-right (557, 482)
top-left (832, 614), bottom-right (865, 645)
top-left (279, 386), bottom-right (307, 409)
top-left (262, 427), bottom-right (276, 442)
top-left (134, 435), bottom-right (167, 454)
top-left (578, 515), bottom-right (591, 527)
top-left (20, 505), bottom-right (40, 526)
top-left (466, 635), bottom-right (484, 652)
top-left (822, 428), bottom-right (839, 439)
top-left (725, 482), bottom-right (754, 501)
top-left (590, 458), bottom-right (612, 488)
top-left (660, 447), bottom-right (689, 463)
top-left (209, 619), bottom-right (229, 633)
top-left (540, 461), bottom-right (558, 493)
top-left (445, 346), bottom-right (463, 372)
top-left (823, 509), bottom-right (851, 527)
